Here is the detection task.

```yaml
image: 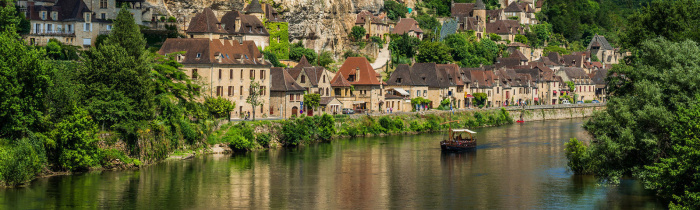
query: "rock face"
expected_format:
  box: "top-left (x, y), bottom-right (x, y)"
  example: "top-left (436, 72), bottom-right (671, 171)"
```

top-left (147, 0), bottom-right (384, 56)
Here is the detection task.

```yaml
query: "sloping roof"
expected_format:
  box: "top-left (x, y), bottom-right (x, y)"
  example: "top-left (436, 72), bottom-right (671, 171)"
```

top-left (387, 64), bottom-right (414, 86)
top-left (288, 55), bottom-right (313, 78)
top-left (187, 8), bottom-right (227, 34)
top-left (302, 66), bottom-right (326, 86)
top-left (28, 0), bottom-right (91, 21)
top-left (510, 50), bottom-right (528, 62)
top-left (392, 18), bottom-right (423, 35)
top-left (451, 3), bottom-right (476, 19)
top-left (437, 64), bottom-right (463, 86)
top-left (519, 2), bottom-right (535, 13)
top-left (591, 69), bottom-right (608, 85)
top-left (563, 54), bottom-right (584, 67)
top-left (158, 38), bottom-right (267, 65)
top-left (561, 67), bottom-right (590, 79)
top-left (536, 0), bottom-right (544, 8)
top-left (330, 72), bottom-right (352, 87)
top-left (356, 10), bottom-right (388, 25)
top-left (504, 2), bottom-right (523, 12)
top-left (486, 20), bottom-right (524, 34)
top-left (486, 9), bottom-right (503, 21)
top-left (412, 63), bottom-right (447, 88)
top-left (220, 11), bottom-right (269, 36)
top-left (547, 52), bottom-right (563, 65)
top-left (587, 34), bottom-right (614, 50)
top-left (475, 0), bottom-right (486, 10)
top-left (320, 97), bottom-right (342, 106)
top-left (507, 42), bottom-right (529, 48)
top-left (271, 67), bottom-right (305, 92)
top-left (496, 57), bottom-right (521, 69)
top-left (337, 57), bottom-right (382, 85)
top-left (244, 0), bottom-right (264, 14)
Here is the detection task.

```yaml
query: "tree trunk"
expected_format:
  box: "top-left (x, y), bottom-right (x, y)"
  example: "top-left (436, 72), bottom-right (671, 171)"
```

top-left (253, 105), bottom-right (256, 121)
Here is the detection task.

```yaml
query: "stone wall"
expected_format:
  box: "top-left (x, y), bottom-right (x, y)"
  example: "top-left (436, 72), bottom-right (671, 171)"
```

top-left (506, 104), bottom-right (604, 121)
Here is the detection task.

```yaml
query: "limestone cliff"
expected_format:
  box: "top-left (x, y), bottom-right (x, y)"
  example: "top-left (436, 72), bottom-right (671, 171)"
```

top-left (146, 0), bottom-right (385, 56)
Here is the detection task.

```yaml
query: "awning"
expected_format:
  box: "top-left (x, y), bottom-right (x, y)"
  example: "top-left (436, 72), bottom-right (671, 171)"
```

top-left (353, 101), bottom-right (365, 105)
top-left (534, 98), bottom-right (539, 101)
top-left (465, 94), bottom-right (474, 98)
top-left (451, 129), bottom-right (477, 134)
top-left (394, 88), bottom-right (409, 96)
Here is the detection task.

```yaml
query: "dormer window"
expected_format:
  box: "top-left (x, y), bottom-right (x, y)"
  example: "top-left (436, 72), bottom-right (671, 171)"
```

top-left (395, 78), bottom-right (402, 83)
top-left (422, 77), bottom-right (426, 81)
top-left (85, 13), bottom-right (91, 22)
top-left (196, 53), bottom-right (201, 58)
top-left (51, 12), bottom-right (57, 20)
top-left (41, 12), bottom-right (46, 20)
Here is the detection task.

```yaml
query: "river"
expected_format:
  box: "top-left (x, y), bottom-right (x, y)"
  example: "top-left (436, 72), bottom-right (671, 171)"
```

top-left (0, 118), bottom-right (666, 209)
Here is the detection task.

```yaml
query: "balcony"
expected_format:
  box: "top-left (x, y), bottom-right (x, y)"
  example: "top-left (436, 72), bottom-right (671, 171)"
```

top-left (31, 30), bottom-right (75, 37)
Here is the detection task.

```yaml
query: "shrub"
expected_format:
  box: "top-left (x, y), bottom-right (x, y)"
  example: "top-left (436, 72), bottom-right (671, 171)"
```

top-left (179, 119), bottom-right (199, 144)
top-left (280, 117), bottom-right (309, 146)
top-left (409, 120), bottom-right (424, 132)
top-left (346, 126), bottom-right (360, 137)
top-left (256, 133), bottom-right (270, 147)
top-left (48, 108), bottom-right (101, 171)
top-left (378, 116), bottom-right (394, 132)
top-left (564, 138), bottom-right (594, 174)
top-left (0, 137), bottom-right (45, 186)
top-left (318, 114), bottom-right (335, 141)
top-left (225, 135), bottom-right (254, 151)
top-left (474, 112), bottom-right (486, 126)
top-left (350, 26), bottom-right (366, 41)
top-left (204, 97), bottom-right (235, 119)
top-left (393, 118), bottom-right (405, 131)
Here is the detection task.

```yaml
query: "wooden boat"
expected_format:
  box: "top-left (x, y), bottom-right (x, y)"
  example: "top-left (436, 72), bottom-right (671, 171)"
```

top-left (440, 128), bottom-right (477, 151)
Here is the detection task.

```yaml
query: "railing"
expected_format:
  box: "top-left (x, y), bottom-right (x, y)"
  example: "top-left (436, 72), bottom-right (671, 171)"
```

top-left (31, 30), bottom-right (75, 36)
top-left (99, 30), bottom-right (111, 35)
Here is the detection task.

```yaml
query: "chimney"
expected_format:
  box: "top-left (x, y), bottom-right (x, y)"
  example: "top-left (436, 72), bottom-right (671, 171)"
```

top-left (235, 17), bottom-right (241, 32)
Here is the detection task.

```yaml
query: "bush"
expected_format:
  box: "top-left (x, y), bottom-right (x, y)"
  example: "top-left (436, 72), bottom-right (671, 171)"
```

top-left (346, 126), bottom-right (360, 137)
top-left (48, 108), bottom-right (101, 171)
top-left (318, 114), bottom-right (335, 140)
top-left (179, 119), bottom-right (199, 144)
top-left (350, 26), bottom-right (366, 41)
top-left (378, 116), bottom-right (394, 132)
top-left (393, 118), bottom-right (405, 131)
top-left (0, 137), bottom-right (45, 186)
top-left (409, 120), bottom-right (424, 132)
top-left (204, 97), bottom-right (235, 119)
top-left (564, 138), bottom-right (594, 174)
top-left (225, 135), bottom-right (254, 151)
top-left (256, 133), bottom-right (270, 147)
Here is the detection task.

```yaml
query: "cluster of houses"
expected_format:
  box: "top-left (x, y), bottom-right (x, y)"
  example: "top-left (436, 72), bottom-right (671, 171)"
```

top-left (17, 0), bottom-right (618, 119)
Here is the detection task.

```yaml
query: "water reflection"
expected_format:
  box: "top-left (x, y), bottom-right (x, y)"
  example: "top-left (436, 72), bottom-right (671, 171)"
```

top-left (0, 119), bottom-right (666, 209)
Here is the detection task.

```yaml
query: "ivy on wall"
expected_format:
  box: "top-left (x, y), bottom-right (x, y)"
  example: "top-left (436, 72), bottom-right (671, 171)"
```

top-left (265, 21), bottom-right (290, 60)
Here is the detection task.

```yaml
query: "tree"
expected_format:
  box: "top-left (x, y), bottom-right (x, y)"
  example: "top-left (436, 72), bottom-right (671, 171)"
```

top-left (262, 50), bottom-right (285, 67)
top-left (289, 41), bottom-right (318, 63)
top-left (317, 51), bottom-right (334, 69)
top-left (567, 38), bottom-right (700, 209)
top-left (389, 33), bottom-right (420, 58)
top-left (204, 97), bottom-right (235, 119)
top-left (0, 31), bottom-right (52, 139)
top-left (415, 14), bottom-right (440, 32)
top-left (303, 93), bottom-right (320, 112)
top-left (514, 34), bottom-right (529, 45)
top-left (48, 107), bottom-right (100, 171)
top-left (384, 0), bottom-right (408, 21)
top-left (0, 0), bottom-right (19, 34)
top-left (80, 7), bottom-right (154, 128)
top-left (416, 41), bottom-right (452, 64)
top-left (621, 0), bottom-right (700, 50)
top-left (246, 81), bottom-right (264, 120)
top-left (349, 26), bottom-right (366, 41)
top-left (473, 93), bottom-right (488, 108)
top-left (152, 53), bottom-right (201, 101)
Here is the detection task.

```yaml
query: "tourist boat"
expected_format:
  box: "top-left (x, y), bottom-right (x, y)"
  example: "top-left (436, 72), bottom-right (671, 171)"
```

top-left (440, 128), bottom-right (477, 152)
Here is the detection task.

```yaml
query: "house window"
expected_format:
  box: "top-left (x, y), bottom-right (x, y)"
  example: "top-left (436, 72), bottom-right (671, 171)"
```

top-left (100, 0), bottom-right (108, 8)
top-left (260, 70), bottom-right (265, 80)
top-left (348, 75), bottom-right (355, 82)
top-left (250, 70), bottom-right (255, 79)
top-left (335, 88), bottom-right (340, 96)
top-left (51, 12), bottom-right (57, 20)
top-left (323, 75), bottom-right (326, 83)
top-left (67, 24), bottom-right (72, 32)
top-left (218, 69), bottom-right (222, 79)
top-left (192, 69), bottom-right (198, 79)
top-left (290, 94), bottom-right (294, 101)
top-left (423, 90), bottom-right (427, 97)
top-left (84, 23), bottom-right (91, 31)
top-left (240, 69), bottom-right (244, 79)
top-left (101, 13), bottom-right (106, 20)
top-left (216, 86), bottom-right (222, 96)
top-left (228, 86), bottom-right (233, 96)
top-left (85, 13), bottom-right (91, 22)
top-left (196, 53), bottom-right (201, 58)
top-left (47, 24), bottom-right (52, 32)
top-left (261, 86), bottom-right (266, 95)
top-left (395, 78), bottom-right (402, 83)
top-left (230, 69), bottom-right (233, 79)
top-left (41, 12), bottom-right (46, 20)
top-left (301, 75), bottom-right (306, 83)
top-left (325, 88), bottom-right (329, 96)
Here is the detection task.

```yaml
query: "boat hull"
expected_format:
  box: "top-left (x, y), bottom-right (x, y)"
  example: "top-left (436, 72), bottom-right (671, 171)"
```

top-left (440, 140), bottom-right (476, 152)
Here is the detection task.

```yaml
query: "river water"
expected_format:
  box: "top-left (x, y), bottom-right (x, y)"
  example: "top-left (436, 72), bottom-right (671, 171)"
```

top-left (1, 119), bottom-right (666, 209)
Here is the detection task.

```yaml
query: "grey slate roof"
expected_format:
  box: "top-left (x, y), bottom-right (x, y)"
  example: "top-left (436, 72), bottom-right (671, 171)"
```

top-left (244, 0), bottom-right (264, 14)
top-left (587, 34), bottom-right (614, 50)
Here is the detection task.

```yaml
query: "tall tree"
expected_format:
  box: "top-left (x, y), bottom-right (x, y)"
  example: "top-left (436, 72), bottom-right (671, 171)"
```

top-left (105, 5), bottom-right (146, 57)
top-left (246, 81), bottom-right (264, 120)
top-left (416, 41), bottom-right (452, 64)
top-left (0, 0), bottom-right (19, 33)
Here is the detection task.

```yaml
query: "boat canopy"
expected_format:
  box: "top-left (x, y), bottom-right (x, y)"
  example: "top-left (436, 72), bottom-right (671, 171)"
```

top-left (451, 129), bottom-right (476, 134)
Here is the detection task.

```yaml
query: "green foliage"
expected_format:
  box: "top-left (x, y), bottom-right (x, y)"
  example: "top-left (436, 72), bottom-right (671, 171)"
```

top-left (572, 38), bottom-right (700, 208)
top-left (409, 120), bottom-right (424, 132)
top-left (204, 97), bottom-right (234, 119)
top-left (44, 39), bottom-right (80, 60)
top-left (415, 13), bottom-right (440, 32)
top-left (303, 93), bottom-right (321, 109)
top-left (389, 33), bottom-right (420, 59)
top-left (262, 50), bottom-right (286, 67)
top-left (256, 133), bottom-right (271, 147)
top-left (0, 0), bottom-right (20, 33)
top-left (0, 32), bottom-right (52, 139)
top-left (416, 41), bottom-right (452, 64)
top-left (384, 0), bottom-right (408, 21)
top-left (153, 53), bottom-right (201, 101)
top-left (514, 34), bottom-right (528, 45)
top-left (48, 107), bottom-right (101, 171)
top-left (410, 97), bottom-right (432, 110)
top-left (488, 33), bottom-right (502, 42)
top-left (290, 41), bottom-right (318, 63)
top-left (621, 0), bottom-right (700, 50)
top-left (0, 137), bottom-right (45, 186)
top-left (370, 36), bottom-right (384, 49)
top-left (317, 51), bottom-right (334, 69)
top-left (542, 0), bottom-right (627, 42)
top-left (350, 26), bottom-right (366, 41)
top-left (378, 116), bottom-right (394, 132)
top-left (107, 6), bottom-right (146, 58)
top-left (527, 23), bottom-right (553, 48)
top-left (318, 114), bottom-right (336, 140)
top-left (223, 123), bottom-right (256, 151)
top-left (266, 22), bottom-right (290, 59)
top-left (543, 45), bottom-right (570, 56)
top-left (473, 92), bottom-right (488, 108)
top-left (167, 17), bottom-right (176, 23)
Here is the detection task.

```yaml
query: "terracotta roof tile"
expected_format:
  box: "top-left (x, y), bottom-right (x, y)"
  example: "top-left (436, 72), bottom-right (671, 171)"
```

top-left (337, 57), bottom-right (381, 85)
top-left (392, 18), bottom-right (423, 35)
top-left (187, 8), bottom-right (227, 34)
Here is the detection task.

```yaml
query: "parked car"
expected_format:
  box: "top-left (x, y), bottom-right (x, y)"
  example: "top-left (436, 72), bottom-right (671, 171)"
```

top-left (576, 101), bottom-right (584, 104)
top-left (342, 108), bottom-right (355, 114)
top-left (562, 100), bottom-right (571, 105)
top-left (591, 100), bottom-right (600, 103)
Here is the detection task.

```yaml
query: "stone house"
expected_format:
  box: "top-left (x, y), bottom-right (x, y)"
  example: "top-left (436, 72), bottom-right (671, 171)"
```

top-left (270, 67), bottom-right (305, 119)
top-left (590, 69), bottom-right (608, 102)
top-left (158, 38), bottom-right (271, 119)
top-left (516, 63), bottom-right (559, 105)
top-left (385, 64), bottom-right (431, 111)
top-left (185, 8), bottom-right (227, 40)
top-left (503, 2), bottom-right (538, 25)
top-left (391, 18), bottom-right (423, 39)
top-left (355, 10), bottom-right (391, 40)
top-left (82, 0), bottom-right (152, 25)
top-left (451, 0), bottom-right (487, 38)
top-left (23, 0), bottom-right (112, 47)
top-left (485, 20), bottom-right (525, 42)
top-left (186, 6), bottom-right (270, 51)
top-left (587, 34), bottom-right (623, 65)
top-left (438, 64), bottom-right (471, 109)
top-left (556, 67), bottom-right (596, 102)
top-left (330, 72), bottom-right (354, 110)
top-left (287, 56), bottom-right (334, 98)
top-left (466, 68), bottom-right (498, 107)
top-left (333, 57), bottom-right (385, 112)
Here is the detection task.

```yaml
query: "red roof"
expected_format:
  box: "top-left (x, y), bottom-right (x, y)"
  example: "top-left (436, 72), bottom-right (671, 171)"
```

top-left (337, 57), bottom-right (382, 85)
